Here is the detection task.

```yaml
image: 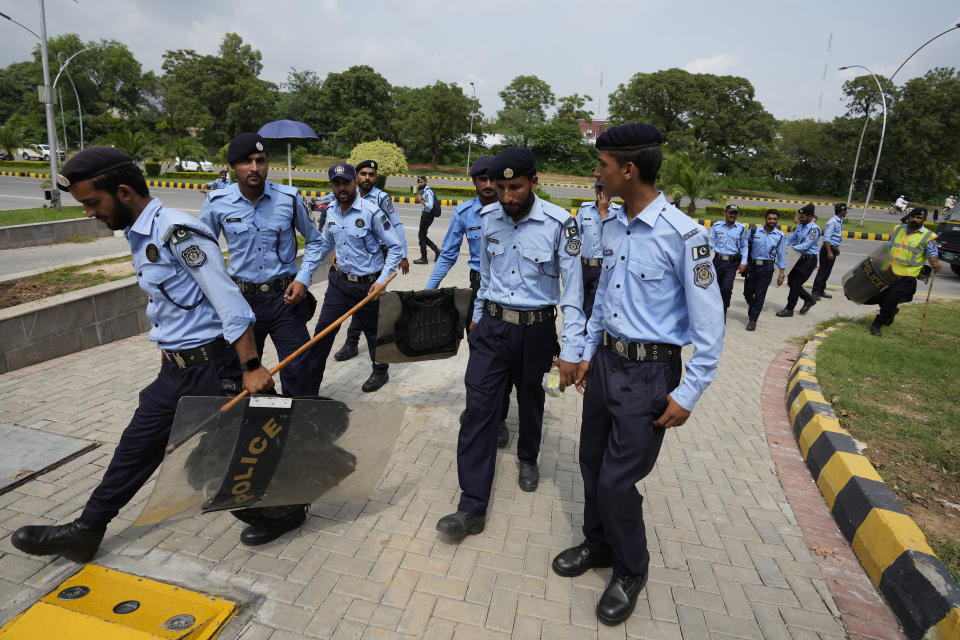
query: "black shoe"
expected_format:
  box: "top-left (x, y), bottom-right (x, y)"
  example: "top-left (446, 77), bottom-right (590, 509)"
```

top-left (518, 462), bottom-right (539, 492)
top-left (433, 249), bottom-right (441, 262)
top-left (552, 543), bottom-right (612, 577)
top-left (436, 510), bottom-right (485, 541)
top-left (811, 293), bottom-right (821, 302)
top-left (11, 520), bottom-right (105, 562)
top-left (745, 320), bottom-right (756, 331)
top-left (240, 506), bottom-right (307, 546)
top-left (870, 325), bottom-right (882, 337)
top-left (333, 343), bottom-right (359, 362)
top-left (361, 371), bottom-right (389, 392)
top-left (775, 308), bottom-right (794, 317)
top-left (597, 572), bottom-right (648, 626)
top-left (412, 257), bottom-right (428, 265)
top-left (497, 421), bottom-right (509, 448)
top-left (799, 300), bottom-right (816, 314)
top-left (821, 292), bottom-right (832, 299)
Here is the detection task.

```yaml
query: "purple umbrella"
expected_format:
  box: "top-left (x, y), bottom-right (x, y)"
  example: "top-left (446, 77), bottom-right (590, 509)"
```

top-left (258, 120), bottom-right (318, 186)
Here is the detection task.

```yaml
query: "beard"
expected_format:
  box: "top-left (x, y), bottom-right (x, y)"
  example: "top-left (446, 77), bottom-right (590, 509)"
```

top-left (501, 190), bottom-right (535, 217)
top-left (106, 197), bottom-right (135, 231)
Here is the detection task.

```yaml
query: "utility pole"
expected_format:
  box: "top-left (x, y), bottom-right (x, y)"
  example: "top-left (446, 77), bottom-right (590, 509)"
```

top-left (37, 0), bottom-right (61, 209)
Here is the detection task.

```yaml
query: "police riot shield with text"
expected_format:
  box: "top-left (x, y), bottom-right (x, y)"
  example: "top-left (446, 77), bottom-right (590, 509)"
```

top-left (841, 244), bottom-right (900, 304)
top-left (374, 288), bottom-right (472, 363)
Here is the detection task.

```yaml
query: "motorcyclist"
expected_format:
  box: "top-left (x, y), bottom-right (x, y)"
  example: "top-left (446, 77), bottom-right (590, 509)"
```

top-left (945, 194), bottom-right (957, 212)
top-left (894, 195), bottom-right (909, 213)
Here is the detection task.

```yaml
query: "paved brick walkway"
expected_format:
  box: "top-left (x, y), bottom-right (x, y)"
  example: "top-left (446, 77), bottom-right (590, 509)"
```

top-left (0, 260), bottom-right (902, 639)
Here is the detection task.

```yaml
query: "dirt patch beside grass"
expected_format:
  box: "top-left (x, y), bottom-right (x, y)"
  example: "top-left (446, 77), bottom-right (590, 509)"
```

top-left (0, 257), bottom-right (133, 309)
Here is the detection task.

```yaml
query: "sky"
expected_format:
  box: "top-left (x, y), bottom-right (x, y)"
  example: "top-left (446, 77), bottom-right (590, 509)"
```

top-left (1, 0), bottom-right (958, 123)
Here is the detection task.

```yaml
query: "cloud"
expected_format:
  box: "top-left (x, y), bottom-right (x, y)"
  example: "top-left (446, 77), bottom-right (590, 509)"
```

top-left (684, 54), bottom-right (738, 75)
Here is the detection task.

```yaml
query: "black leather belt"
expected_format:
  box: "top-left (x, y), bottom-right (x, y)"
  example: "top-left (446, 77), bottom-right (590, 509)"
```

top-left (234, 275), bottom-right (294, 294)
top-left (469, 269), bottom-right (481, 284)
top-left (340, 269), bottom-right (381, 284)
top-left (163, 337), bottom-right (228, 370)
top-left (485, 301), bottom-right (556, 325)
top-left (715, 253), bottom-right (741, 261)
top-left (751, 259), bottom-right (773, 266)
top-left (798, 254), bottom-right (817, 261)
top-left (581, 257), bottom-right (602, 267)
top-left (602, 331), bottom-right (679, 362)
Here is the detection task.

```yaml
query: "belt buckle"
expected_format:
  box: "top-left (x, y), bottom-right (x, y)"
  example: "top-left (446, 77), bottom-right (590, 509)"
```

top-left (637, 343), bottom-right (647, 361)
top-left (167, 351), bottom-right (187, 369)
top-left (259, 283), bottom-right (270, 293)
top-left (613, 338), bottom-right (627, 356)
top-left (502, 309), bottom-right (520, 324)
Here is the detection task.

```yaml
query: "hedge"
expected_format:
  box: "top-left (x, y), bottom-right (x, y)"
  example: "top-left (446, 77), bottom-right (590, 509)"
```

top-left (163, 171), bottom-right (222, 180)
top-left (144, 162), bottom-right (161, 177)
top-left (571, 196), bottom-right (624, 208)
top-left (418, 186), bottom-right (479, 199)
top-left (704, 205), bottom-right (796, 218)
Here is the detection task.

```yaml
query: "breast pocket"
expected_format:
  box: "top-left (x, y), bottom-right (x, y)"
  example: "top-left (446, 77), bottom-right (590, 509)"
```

top-left (347, 226), bottom-right (379, 254)
top-left (222, 218), bottom-right (249, 237)
top-left (522, 247), bottom-right (558, 278)
top-left (266, 222), bottom-right (296, 263)
top-left (627, 259), bottom-right (666, 290)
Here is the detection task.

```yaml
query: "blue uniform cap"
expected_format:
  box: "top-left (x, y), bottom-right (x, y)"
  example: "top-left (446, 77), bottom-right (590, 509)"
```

top-left (57, 146), bottom-right (135, 190)
top-left (798, 203), bottom-right (815, 215)
top-left (595, 122), bottom-right (665, 151)
top-left (488, 147), bottom-right (536, 180)
top-left (469, 155), bottom-right (495, 177)
top-left (355, 159), bottom-right (377, 172)
top-left (227, 133), bottom-right (267, 164)
top-left (328, 163), bottom-right (357, 182)
top-left (834, 203), bottom-right (848, 213)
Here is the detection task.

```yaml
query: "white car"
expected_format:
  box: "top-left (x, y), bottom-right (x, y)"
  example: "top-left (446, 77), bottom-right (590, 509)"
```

top-left (175, 157), bottom-right (215, 172)
top-left (36, 144), bottom-right (65, 161)
top-left (17, 144), bottom-right (65, 161)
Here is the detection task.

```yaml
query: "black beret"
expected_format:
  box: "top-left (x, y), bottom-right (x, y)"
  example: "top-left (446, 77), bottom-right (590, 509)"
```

top-left (355, 159), bottom-right (377, 172)
top-left (488, 147), bottom-right (536, 180)
top-left (834, 203), bottom-right (848, 213)
top-left (798, 204), bottom-right (816, 215)
top-left (469, 155), bottom-right (495, 177)
top-left (725, 204), bottom-right (740, 212)
top-left (595, 123), bottom-right (665, 151)
top-left (56, 146), bottom-right (135, 191)
top-left (227, 133), bottom-right (266, 164)
top-left (908, 206), bottom-right (927, 216)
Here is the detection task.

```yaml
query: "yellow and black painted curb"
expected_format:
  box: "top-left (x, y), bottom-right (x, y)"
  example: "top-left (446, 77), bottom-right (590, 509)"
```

top-left (787, 326), bottom-right (960, 640)
top-left (736, 196), bottom-right (887, 211)
top-left (0, 170), bottom-right (48, 179)
top-left (697, 219), bottom-right (890, 242)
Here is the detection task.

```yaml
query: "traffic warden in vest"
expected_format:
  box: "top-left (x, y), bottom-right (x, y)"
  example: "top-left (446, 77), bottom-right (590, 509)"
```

top-left (578, 180), bottom-right (620, 319)
top-left (8, 147), bottom-right (299, 562)
top-left (307, 162), bottom-right (403, 392)
top-left (413, 176), bottom-right (441, 264)
top-left (552, 123), bottom-right (725, 627)
top-left (334, 159), bottom-right (410, 363)
top-left (870, 207), bottom-right (940, 336)
top-left (776, 203), bottom-right (821, 317)
top-left (426, 155), bottom-right (511, 449)
top-left (811, 203), bottom-right (847, 300)
top-left (709, 204), bottom-right (748, 317)
top-left (742, 209), bottom-right (787, 330)
top-left (200, 133), bottom-right (324, 397)
top-left (436, 147), bottom-right (586, 541)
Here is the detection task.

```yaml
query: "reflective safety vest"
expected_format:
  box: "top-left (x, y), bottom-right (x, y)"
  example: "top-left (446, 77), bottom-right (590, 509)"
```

top-left (888, 224), bottom-right (936, 277)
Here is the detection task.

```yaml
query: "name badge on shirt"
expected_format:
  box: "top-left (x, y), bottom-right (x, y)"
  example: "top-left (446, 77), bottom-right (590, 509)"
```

top-left (488, 237), bottom-right (500, 244)
top-left (603, 249), bottom-right (613, 256)
top-left (468, 226), bottom-right (481, 231)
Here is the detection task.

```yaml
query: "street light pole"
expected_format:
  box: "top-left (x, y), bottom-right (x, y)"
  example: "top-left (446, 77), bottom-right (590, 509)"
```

top-left (465, 81), bottom-right (476, 174)
top-left (37, 0), bottom-right (61, 210)
top-left (839, 66), bottom-right (886, 226)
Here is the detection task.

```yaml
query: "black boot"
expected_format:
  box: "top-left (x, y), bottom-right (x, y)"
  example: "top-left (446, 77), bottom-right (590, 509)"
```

top-left (238, 506), bottom-right (308, 546)
top-left (518, 463), bottom-right (539, 492)
top-left (362, 370), bottom-right (389, 392)
top-left (11, 520), bottom-right (105, 562)
top-left (436, 511), bottom-right (485, 541)
top-left (412, 255), bottom-right (428, 265)
top-left (597, 572), bottom-right (648, 625)
top-left (334, 342), bottom-right (359, 361)
top-left (552, 542), bottom-right (612, 577)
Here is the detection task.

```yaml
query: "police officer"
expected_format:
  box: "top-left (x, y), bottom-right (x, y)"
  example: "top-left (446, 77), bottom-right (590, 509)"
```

top-left (412, 176), bottom-right (441, 264)
top-left (9, 148), bottom-right (295, 562)
top-left (776, 203), bottom-right (821, 317)
top-left (709, 204), bottom-right (748, 317)
top-left (200, 133), bottom-right (324, 397)
top-left (551, 123), bottom-right (724, 627)
top-left (811, 203), bottom-right (847, 300)
top-left (334, 159), bottom-right (410, 363)
top-left (307, 163), bottom-right (403, 393)
top-left (436, 147), bottom-right (585, 541)
top-left (742, 209), bottom-right (787, 330)
top-left (578, 180), bottom-right (620, 319)
top-left (870, 207), bottom-right (941, 336)
top-left (204, 169), bottom-right (231, 192)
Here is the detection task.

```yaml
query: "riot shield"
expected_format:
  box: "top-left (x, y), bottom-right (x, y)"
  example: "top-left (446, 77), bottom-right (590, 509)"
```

top-left (134, 396), bottom-right (406, 526)
top-left (375, 288), bottom-right (472, 363)
top-left (841, 244), bottom-right (900, 304)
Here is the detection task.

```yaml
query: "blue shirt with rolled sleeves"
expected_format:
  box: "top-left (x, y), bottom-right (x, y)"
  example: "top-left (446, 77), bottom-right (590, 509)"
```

top-left (582, 193), bottom-right (725, 412)
top-left (128, 198), bottom-right (255, 352)
top-left (316, 194), bottom-right (403, 285)
top-left (427, 196), bottom-right (484, 288)
top-left (363, 186), bottom-right (407, 259)
top-left (787, 221), bottom-right (821, 255)
top-left (823, 214), bottom-right (844, 248)
top-left (200, 181), bottom-right (324, 287)
top-left (709, 220), bottom-right (749, 264)
top-left (577, 201), bottom-right (620, 260)
top-left (420, 186), bottom-right (435, 213)
top-left (474, 196), bottom-right (586, 362)
top-left (749, 226), bottom-right (787, 269)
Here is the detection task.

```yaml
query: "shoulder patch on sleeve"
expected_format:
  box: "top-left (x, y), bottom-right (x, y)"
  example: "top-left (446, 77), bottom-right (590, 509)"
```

top-left (692, 244), bottom-right (710, 260)
top-left (564, 222), bottom-right (579, 238)
top-left (181, 245), bottom-right (206, 267)
top-left (169, 226), bottom-right (193, 244)
top-left (565, 238), bottom-right (581, 256)
top-left (682, 228), bottom-right (698, 240)
top-left (694, 262), bottom-right (715, 288)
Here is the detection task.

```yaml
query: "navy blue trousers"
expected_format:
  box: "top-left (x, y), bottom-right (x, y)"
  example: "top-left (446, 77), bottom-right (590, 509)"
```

top-left (873, 276), bottom-right (917, 327)
top-left (579, 346), bottom-right (682, 576)
top-left (309, 268), bottom-right (386, 390)
top-left (246, 291), bottom-right (314, 397)
top-left (811, 244), bottom-right (839, 296)
top-left (582, 264), bottom-right (602, 321)
top-left (786, 255), bottom-right (818, 309)
top-left (418, 213), bottom-right (439, 258)
top-left (79, 351), bottom-right (240, 529)
top-left (743, 264), bottom-right (775, 322)
top-left (713, 256), bottom-right (741, 312)
top-left (467, 278), bottom-right (512, 422)
top-left (457, 313), bottom-right (555, 516)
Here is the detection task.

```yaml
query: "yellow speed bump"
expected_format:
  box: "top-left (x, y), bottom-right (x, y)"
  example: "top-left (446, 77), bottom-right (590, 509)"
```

top-left (0, 564), bottom-right (237, 639)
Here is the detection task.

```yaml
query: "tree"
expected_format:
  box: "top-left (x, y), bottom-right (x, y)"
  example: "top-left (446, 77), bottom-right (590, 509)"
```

top-left (394, 81), bottom-right (477, 166)
top-left (110, 130), bottom-right (152, 161)
top-left (527, 121), bottom-right (595, 175)
top-left (347, 140), bottom-right (408, 177)
top-left (314, 65), bottom-right (394, 150)
top-left (166, 137), bottom-right (208, 169)
top-left (841, 74), bottom-right (896, 119)
top-left (659, 153), bottom-right (727, 216)
top-left (497, 75), bottom-right (555, 145)
top-left (277, 68), bottom-right (325, 134)
top-left (0, 124), bottom-right (21, 159)
top-left (777, 118), bottom-right (851, 196)
top-left (554, 93), bottom-right (593, 124)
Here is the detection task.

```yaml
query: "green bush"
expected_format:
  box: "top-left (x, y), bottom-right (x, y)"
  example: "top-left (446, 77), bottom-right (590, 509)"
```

top-left (348, 140), bottom-right (408, 175)
top-left (418, 186), bottom-right (478, 199)
top-left (704, 205), bottom-right (795, 218)
top-left (144, 162), bottom-right (161, 177)
top-left (162, 171), bottom-right (220, 180)
top-left (571, 196), bottom-right (625, 208)
top-left (290, 178), bottom-right (329, 189)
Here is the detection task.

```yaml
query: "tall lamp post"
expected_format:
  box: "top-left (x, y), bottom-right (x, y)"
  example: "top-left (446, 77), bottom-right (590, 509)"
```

top-left (465, 81), bottom-right (476, 174)
top-left (839, 66), bottom-right (886, 225)
top-left (843, 22), bottom-right (960, 223)
top-left (53, 46), bottom-right (112, 152)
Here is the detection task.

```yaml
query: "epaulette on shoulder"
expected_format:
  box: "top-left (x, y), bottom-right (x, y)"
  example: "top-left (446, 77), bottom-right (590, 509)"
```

top-left (478, 202), bottom-right (500, 216)
top-left (661, 208), bottom-right (703, 241)
top-left (271, 181), bottom-right (300, 196)
top-left (541, 201), bottom-right (573, 225)
top-left (454, 197), bottom-right (477, 216)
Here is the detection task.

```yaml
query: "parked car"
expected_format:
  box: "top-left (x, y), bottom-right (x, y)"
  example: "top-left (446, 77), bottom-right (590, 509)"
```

top-left (36, 144), bottom-right (66, 161)
top-left (16, 144), bottom-right (65, 162)
top-left (174, 156), bottom-right (215, 172)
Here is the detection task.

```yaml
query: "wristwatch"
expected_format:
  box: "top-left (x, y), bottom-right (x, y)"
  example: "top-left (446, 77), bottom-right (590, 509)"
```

top-left (240, 356), bottom-right (261, 372)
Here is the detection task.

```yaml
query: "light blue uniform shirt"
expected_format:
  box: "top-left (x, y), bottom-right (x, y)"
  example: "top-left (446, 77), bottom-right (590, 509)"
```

top-left (363, 186), bottom-right (407, 259)
top-left (787, 221), bottom-right (821, 255)
top-left (420, 186), bottom-right (435, 213)
top-left (709, 220), bottom-right (749, 264)
top-left (474, 196), bottom-right (586, 362)
top-left (823, 215), bottom-right (844, 248)
top-left (212, 177), bottom-right (231, 189)
top-left (583, 193), bottom-right (725, 411)
top-left (200, 181), bottom-right (324, 287)
top-left (127, 198), bottom-right (255, 351)
top-left (427, 196), bottom-right (484, 288)
top-left (316, 194), bottom-right (403, 285)
top-left (748, 226), bottom-right (787, 269)
top-left (577, 201), bottom-right (621, 260)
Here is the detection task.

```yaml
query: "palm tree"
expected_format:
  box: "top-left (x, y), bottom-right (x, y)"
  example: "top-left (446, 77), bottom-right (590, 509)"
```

top-left (166, 137), bottom-right (207, 171)
top-left (0, 124), bottom-right (21, 160)
top-left (110, 130), bottom-right (152, 162)
top-left (659, 153), bottom-right (726, 216)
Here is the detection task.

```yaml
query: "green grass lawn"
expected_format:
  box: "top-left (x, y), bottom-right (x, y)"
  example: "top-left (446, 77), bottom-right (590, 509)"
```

top-left (0, 206), bottom-right (86, 226)
top-left (815, 301), bottom-right (960, 580)
top-left (695, 212), bottom-right (898, 236)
